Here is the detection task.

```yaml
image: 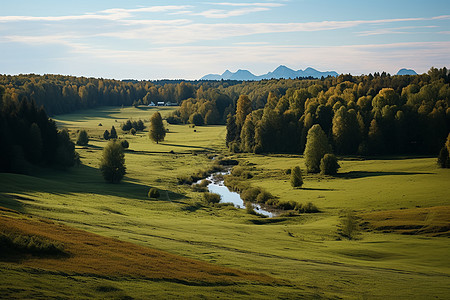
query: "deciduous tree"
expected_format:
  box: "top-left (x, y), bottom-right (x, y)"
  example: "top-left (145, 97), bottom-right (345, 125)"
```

top-left (149, 112), bottom-right (166, 144)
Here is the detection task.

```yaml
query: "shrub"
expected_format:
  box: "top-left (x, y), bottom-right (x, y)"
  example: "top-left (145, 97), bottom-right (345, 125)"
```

top-left (148, 188), bottom-right (160, 199)
top-left (245, 202), bottom-right (256, 215)
top-left (177, 175), bottom-right (194, 185)
top-left (130, 128), bottom-right (136, 135)
top-left (0, 231), bottom-right (66, 256)
top-left (290, 166), bottom-right (303, 188)
top-left (320, 153), bottom-right (340, 175)
top-left (203, 192), bottom-right (221, 204)
top-left (120, 140), bottom-right (129, 149)
top-left (77, 129), bottom-right (89, 146)
top-left (241, 187), bottom-right (262, 202)
top-left (339, 210), bottom-right (360, 240)
top-left (166, 115), bottom-right (182, 124)
top-left (296, 202), bottom-right (319, 213)
top-left (256, 191), bottom-right (272, 203)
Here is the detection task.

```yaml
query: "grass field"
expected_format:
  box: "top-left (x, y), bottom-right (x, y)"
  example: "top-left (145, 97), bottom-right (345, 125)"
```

top-left (1, 106), bottom-right (449, 299)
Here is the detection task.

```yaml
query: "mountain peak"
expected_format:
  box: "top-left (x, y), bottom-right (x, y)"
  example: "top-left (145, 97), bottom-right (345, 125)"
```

top-left (397, 68), bottom-right (417, 75)
top-left (200, 65), bottom-right (338, 81)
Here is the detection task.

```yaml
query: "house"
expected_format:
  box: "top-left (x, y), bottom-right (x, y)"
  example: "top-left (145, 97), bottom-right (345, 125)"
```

top-left (148, 102), bottom-right (156, 106)
top-left (157, 102), bottom-right (165, 106)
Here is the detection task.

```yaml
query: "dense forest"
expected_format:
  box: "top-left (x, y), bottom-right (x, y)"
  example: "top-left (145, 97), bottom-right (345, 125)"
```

top-left (0, 87), bottom-right (77, 173)
top-left (219, 68), bottom-right (450, 156)
top-left (1, 67), bottom-right (449, 159)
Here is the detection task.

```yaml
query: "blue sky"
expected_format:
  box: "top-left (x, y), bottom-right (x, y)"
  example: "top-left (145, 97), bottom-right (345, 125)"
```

top-left (0, 0), bottom-right (449, 79)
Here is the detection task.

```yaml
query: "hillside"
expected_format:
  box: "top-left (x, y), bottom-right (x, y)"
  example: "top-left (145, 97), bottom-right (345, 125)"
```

top-left (0, 106), bottom-right (449, 299)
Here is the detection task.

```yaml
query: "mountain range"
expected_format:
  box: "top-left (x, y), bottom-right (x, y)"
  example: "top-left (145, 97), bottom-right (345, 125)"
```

top-left (200, 65), bottom-right (339, 81)
top-left (396, 68), bottom-right (418, 75)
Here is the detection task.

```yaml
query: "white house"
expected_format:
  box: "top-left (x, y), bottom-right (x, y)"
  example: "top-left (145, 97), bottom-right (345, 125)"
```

top-left (148, 102), bottom-right (156, 106)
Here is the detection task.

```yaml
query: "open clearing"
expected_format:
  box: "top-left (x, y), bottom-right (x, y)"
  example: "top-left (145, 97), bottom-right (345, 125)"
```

top-left (1, 106), bottom-right (449, 299)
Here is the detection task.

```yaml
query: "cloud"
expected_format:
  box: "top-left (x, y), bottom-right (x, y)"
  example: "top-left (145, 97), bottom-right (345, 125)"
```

top-left (209, 2), bottom-right (284, 7)
top-left (192, 7), bottom-right (271, 18)
top-left (0, 5), bottom-right (192, 23)
top-left (357, 25), bottom-right (438, 36)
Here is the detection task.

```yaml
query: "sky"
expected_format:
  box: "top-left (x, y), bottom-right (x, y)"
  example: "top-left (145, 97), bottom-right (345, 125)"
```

top-left (0, 0), bottom-right (449, 80)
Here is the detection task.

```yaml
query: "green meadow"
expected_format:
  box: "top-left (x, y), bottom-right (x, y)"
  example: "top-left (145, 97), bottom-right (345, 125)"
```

top-left (1, 106), bottom-right (449, 299)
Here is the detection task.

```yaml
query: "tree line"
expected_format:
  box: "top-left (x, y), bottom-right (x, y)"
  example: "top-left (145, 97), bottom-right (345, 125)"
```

top-left (225, 68), bottom-right (450, 156)
top-left (0, 89), bottom-right (77, 173)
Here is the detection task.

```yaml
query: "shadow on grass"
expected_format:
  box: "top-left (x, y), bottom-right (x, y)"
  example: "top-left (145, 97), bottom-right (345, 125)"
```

top-left (301, 187), bottom-right (336, 191)
top-left (0, 164), bottom-right (185, 212)
top-left (160, 143), bottom-right (215, 152)
top-left (336, 171), bottom-right (434, 179)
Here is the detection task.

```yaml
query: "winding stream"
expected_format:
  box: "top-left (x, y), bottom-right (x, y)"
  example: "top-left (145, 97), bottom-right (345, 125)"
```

top-left (202, 172), bottom-right (276, 217)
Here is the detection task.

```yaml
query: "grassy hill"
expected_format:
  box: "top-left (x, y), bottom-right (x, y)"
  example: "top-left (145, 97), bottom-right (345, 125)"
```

top-left (1, 106), bottom-right (449, 299)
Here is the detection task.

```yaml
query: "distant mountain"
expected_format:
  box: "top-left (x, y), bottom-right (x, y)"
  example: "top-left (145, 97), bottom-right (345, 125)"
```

top-left (397, 68), bottom-right (417, 75)
top-left (201, 65), bottom-right (338, 81)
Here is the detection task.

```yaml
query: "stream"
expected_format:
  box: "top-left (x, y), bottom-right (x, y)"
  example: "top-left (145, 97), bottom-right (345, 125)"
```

top-left (201, 172), bottom-right (276, 217)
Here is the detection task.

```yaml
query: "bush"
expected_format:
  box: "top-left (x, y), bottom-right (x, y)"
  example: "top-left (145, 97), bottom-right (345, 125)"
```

top-left (130, 128), bottom-right (136, 135)
top-left (296, 202), bottom-right (319, 213)
top-left (166, 115), bottom-right (182, 124)
top-left (203, 192), bottom-right (221, 204)
top-left (256, 191), bottom-right (272, 203)
top-left (0, 231), bottom-right (66, 256)
top-left (245, 202), bottom-right (256, 215)
top-left (320, 154), bottom-right (340, 175)
top-left (148, 188), bottom-right (160, 199)
top-left (121, 140), bottom-right (129, 149)
top-left (241, 187), bottom-right (262, 202)
top-left (290, 166), bottom-right (303, 188)
top-left (76, 129), bottom-right (89, 146)
top-left (339, 210), bottom-right (360, 240)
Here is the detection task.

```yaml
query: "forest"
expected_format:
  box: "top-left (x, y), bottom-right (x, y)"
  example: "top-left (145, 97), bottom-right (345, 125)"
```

top-left (1, 67), bottom-right (449, 169)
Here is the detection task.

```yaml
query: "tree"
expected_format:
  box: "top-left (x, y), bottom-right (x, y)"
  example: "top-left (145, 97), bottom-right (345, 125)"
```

top-left (149, 112), bottom-right (166, 144)
top-left (28, 123), bottom-right (43, 163)
top-left (189, 112), bottom-right (204, 126)
top-left (240, 115), bottom-right (255, 152)
top-left (76, 129), bottom-right (89, 146)
top-left (438, 133), bottom-right (450, 168)
top-left (235, 95), bottom-right (252, 129)
top-left (99, 140), bottom-right (126, 183)
top-left (226, 114), bottom-right (238, 146)
top-left (320, 154), bottom-right (340, 175)
top-left (304, 124), bottom-right (332, 173)
top-left (291, 166), bottom-right (303, 188)
top-left (55, 129), bottom-right (76, 168)
top-left (110, 126), bottom-right (118, 139)
top-left (103, 130), bottom-right (110, 140)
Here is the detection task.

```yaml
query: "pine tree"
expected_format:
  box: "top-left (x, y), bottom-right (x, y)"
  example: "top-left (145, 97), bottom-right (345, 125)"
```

top-left (110, 126), bottom-right (118, 139)
top-left (103, 130), bottom-right (110, 140)
top-left (149, 112), bottom-right (166, 144)
top-left (304, 124), bottom-right (331, 173)
top-left (99, 140), bottom-right (126, 183)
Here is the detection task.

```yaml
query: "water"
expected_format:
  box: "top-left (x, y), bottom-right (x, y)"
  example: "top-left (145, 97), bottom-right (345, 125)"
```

top-left (200, 172), bottom-right (275, 217)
